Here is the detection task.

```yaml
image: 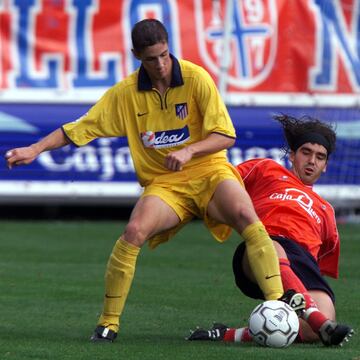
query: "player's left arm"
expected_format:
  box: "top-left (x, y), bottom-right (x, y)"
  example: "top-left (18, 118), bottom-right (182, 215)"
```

top-left (164, 132), bottom-right (235, 171)
top-left (318, 210), bottom-right (340, 278)
top-left (5, 128), bottom-right (70, 169)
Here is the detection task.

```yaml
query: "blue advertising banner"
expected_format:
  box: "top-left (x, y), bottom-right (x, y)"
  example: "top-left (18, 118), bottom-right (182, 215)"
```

top-left (0, 103), bottom-right (359, 205)
top-left (1, 1), bottom-right (359, 207)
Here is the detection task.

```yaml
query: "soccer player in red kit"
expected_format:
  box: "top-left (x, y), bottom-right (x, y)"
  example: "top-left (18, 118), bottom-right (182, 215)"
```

top-left (188, 114), bottom-right (353, 346)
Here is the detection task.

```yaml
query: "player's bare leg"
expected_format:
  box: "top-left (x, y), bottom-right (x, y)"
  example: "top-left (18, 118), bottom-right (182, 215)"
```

top-left (91, 195), bottom-right (180, 342)
top-left (297, 290), bottom-right (335, 342)
top-left (301, 290), bottom-right (353, 346)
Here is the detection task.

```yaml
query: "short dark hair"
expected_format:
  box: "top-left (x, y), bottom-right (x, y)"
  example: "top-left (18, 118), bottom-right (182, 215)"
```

top-left (274, 114), bottom-right (336, 157)
top-left (131, 19), bottom-right (168, 53)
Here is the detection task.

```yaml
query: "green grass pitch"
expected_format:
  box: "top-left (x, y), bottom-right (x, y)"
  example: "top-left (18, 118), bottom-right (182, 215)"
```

top-left (0, 220), bottom-right (358, 360)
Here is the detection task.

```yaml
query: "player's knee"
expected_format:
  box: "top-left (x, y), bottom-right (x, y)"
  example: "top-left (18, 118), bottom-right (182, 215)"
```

top-left (123, 221), bottom-right (147, 246)
top-left (231, 204), bottom-right (258, 231)
top-left (273, 241), bottom-right (287, 258)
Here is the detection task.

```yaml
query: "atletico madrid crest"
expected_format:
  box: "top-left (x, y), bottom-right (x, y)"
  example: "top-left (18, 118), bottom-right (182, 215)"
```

top-left (175, 103), bottom-right (188, 120)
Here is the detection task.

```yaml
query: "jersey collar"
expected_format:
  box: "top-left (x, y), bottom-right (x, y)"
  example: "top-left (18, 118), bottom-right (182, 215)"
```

top-left (138, 54), bottom-right (184, 91)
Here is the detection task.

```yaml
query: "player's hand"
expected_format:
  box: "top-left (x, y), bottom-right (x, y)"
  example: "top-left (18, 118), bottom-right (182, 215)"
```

top-left (5, 146), bottom-right (39, 169)
top-left (165, 147), bottom-right (193, 171)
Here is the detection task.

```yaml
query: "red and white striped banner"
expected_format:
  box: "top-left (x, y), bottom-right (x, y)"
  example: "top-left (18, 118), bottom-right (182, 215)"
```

top-left (0, 0), bottom-right (359, 105)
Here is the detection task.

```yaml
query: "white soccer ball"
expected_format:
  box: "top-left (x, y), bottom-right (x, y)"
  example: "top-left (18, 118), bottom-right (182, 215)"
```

top-left (248, 300), bottom-right (299, 348)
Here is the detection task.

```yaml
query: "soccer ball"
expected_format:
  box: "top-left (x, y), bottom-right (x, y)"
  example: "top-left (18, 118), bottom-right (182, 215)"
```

top-left (248, 300), bottom-right (299, 348)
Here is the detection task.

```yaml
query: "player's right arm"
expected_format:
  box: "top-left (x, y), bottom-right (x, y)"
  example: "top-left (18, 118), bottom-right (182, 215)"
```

top-left (5, 128), bottom-right (69, 169)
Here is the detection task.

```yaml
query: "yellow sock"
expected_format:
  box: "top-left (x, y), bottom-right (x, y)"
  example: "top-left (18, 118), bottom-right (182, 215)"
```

top-left (97, 237), bottom-right (140, 333)
top-left (241, 221), bottom-right (283, 300)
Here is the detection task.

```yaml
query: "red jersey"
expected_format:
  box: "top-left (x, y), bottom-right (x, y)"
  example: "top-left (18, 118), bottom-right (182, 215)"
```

top-left (236, 158), bottom-right (339, 278)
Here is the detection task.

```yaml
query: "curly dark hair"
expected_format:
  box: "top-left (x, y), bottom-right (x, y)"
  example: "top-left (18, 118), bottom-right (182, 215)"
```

top-left (273, 114), bottom-right (337, 157)
top-left (131, 19), bottom-right (168, 54)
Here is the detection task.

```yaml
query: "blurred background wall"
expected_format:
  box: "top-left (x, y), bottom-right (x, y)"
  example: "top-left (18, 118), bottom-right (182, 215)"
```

top-left (0, 0), bottom-right (359, 219)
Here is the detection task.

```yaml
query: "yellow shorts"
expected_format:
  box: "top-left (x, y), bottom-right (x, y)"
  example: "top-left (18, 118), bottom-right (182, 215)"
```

top-left (142, 160), bottom-right (244, 249)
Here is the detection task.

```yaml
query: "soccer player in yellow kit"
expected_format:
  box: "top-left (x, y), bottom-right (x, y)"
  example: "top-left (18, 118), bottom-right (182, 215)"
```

top-left (5, 19), bottom-right (285, 342)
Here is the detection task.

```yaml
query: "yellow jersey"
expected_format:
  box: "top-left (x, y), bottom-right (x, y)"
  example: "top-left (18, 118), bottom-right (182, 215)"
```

top-left (62, 56), bottom-right (236, 186)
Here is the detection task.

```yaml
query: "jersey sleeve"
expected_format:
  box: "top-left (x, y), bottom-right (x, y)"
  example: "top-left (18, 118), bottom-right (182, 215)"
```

top-left (62, 85), bottom-right (126, 146)
top-left (317, 211), bottom-right (340, 278)
top-left (236, 158), bottom-right (264, 180)
top-left (194, 67), bottom-right (236, 139)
